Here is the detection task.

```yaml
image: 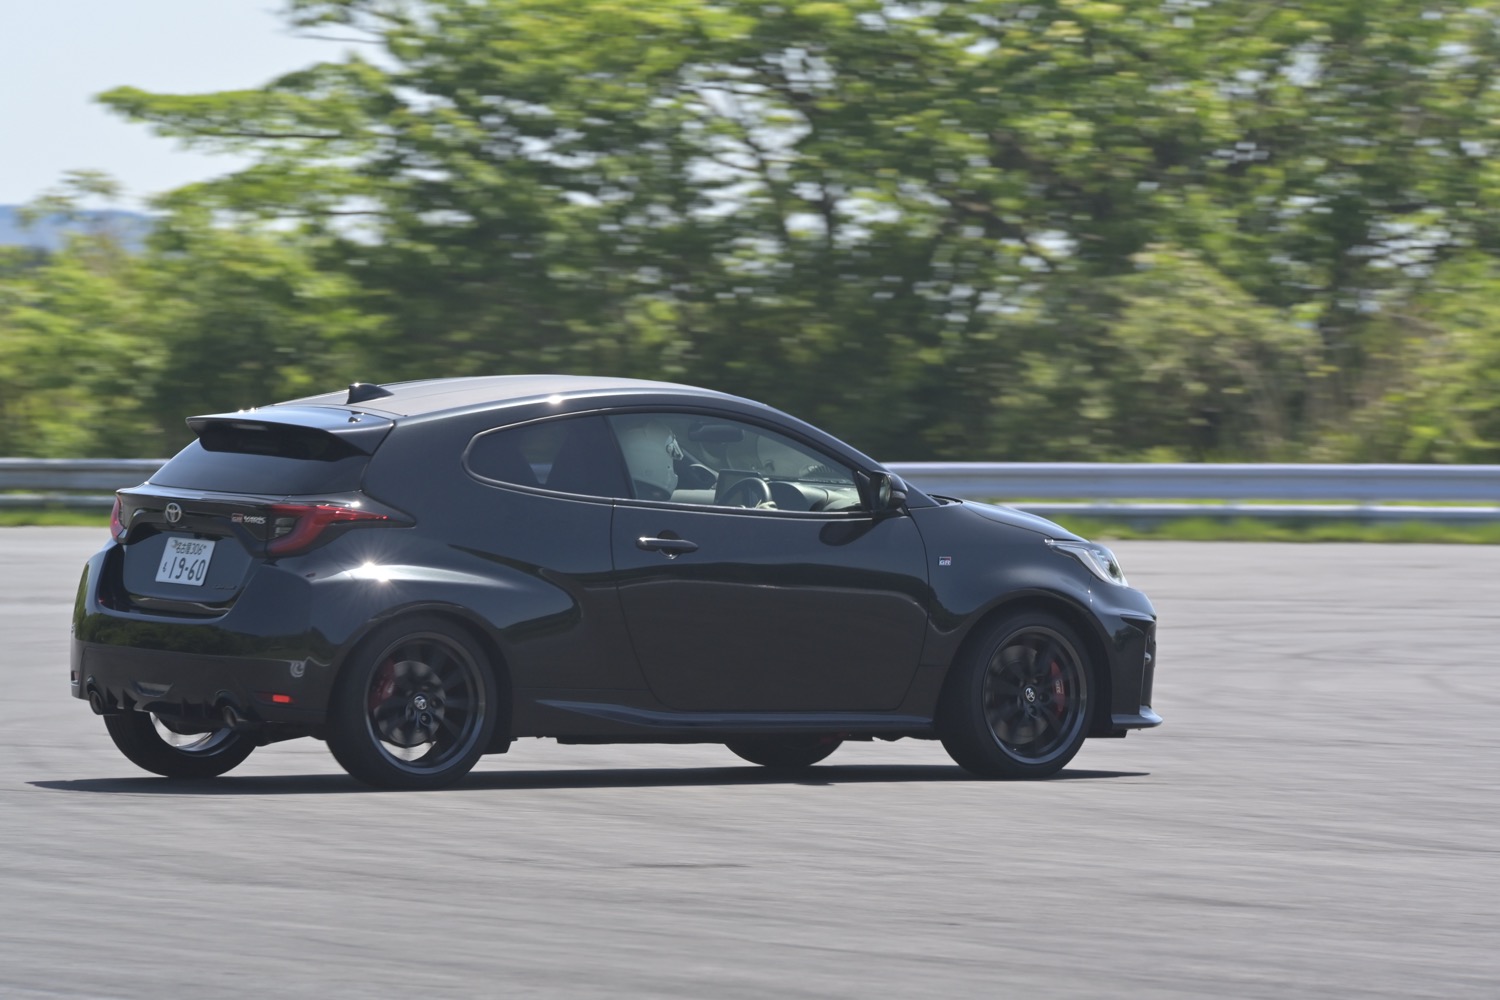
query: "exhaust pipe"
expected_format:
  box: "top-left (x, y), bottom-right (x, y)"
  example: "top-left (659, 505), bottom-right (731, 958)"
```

top-left (85, 680), bottom-right (121, 716)
top-left (220, 702), bottom-right (253, 731)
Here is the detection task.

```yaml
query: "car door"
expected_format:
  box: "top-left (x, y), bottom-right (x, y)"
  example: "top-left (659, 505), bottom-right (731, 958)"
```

top-left (456, 413), bottom-right (644, 692)
top-left (606, 411), bottom-right (930, 713)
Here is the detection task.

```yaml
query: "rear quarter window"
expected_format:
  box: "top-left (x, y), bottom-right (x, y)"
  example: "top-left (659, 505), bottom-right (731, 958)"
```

top-left (465, 415), bottom-right (627, 498)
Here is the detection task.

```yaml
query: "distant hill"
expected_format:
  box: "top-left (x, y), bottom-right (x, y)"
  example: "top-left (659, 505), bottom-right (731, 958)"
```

top-left (0, 206), bottom-right (153, 252)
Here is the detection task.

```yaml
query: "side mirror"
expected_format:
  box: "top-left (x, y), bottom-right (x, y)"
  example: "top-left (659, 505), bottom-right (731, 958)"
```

top-left (857, 471), bottom-right (907, 513)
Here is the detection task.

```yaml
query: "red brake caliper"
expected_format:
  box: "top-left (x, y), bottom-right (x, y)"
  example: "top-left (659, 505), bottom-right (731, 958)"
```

top-left (1049, 659), bottom-right (1067, 717)
top-left (369, 660), bottom-right (398, 716)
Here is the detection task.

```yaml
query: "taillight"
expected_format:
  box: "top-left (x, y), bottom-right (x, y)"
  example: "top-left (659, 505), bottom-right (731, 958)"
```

top-left (267, 503), bottom-right (390, 556)
top-left (109, 495), bottom-right (125, 542)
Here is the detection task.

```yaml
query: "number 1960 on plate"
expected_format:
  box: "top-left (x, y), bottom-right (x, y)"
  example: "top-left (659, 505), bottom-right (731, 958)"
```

top-left (156, 536), bottom-right (216, 586)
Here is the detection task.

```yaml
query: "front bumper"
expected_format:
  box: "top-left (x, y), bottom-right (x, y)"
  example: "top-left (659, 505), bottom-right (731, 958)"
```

top-left (1111, 707), bottom-right (1163, 730)
top-left (1104, 613), bottom-right (1161, 734)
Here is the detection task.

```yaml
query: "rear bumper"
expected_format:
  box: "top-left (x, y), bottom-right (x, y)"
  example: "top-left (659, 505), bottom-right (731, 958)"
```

top-left (70, 545), bottom-right (341, 727)
top-left (73, 640), bottom-right (327, 726)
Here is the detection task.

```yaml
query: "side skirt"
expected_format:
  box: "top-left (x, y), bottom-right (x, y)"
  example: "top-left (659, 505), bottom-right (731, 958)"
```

top-left (536, 699), bottom-right (934, 740)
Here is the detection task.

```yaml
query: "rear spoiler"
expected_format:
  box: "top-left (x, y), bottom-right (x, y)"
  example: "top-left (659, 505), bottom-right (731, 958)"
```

top-left (186, 406), bottom-right (395, 459)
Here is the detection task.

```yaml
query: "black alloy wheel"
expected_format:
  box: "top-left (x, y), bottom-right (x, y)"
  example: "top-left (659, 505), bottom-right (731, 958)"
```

top-left (725, 735), bottom-right (842, 769)
top-left (939, 612), bottom-right (1093, 779)
top-left (103, 711), bottom-right (256, 779)
top-left (327, 616), bottom-right (498, 790)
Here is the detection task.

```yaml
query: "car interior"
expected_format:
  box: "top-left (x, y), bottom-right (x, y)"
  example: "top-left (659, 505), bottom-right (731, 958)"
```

top-left (466, 412), bottom-right (866, 512)
top-left (608, 414), bottom-right (863, 512)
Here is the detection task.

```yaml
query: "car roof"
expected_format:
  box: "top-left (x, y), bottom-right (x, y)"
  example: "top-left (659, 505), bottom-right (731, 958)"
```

top-left (284, 375), bottom-right (740, 418)
top-left (195, 374), bottom-right (932, 505)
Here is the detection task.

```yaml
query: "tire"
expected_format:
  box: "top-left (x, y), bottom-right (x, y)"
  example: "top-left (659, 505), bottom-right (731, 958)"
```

top-left (103, 711), bottom-right (256, 779)
top-left (939, 612), bottom-right (1095, 779)
top-left (326, 616), bottom-right (499, 790)
top-left (725, 735), bottom-right (842, 769)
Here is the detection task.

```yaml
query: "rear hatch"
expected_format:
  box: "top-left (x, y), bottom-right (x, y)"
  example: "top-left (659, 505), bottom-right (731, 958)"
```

top-left (106, 407), bottom-right (400, 617)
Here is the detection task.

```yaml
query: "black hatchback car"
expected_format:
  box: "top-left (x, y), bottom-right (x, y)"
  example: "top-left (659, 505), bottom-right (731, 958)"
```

top-left (72, 376), bottom-right (1160, 789)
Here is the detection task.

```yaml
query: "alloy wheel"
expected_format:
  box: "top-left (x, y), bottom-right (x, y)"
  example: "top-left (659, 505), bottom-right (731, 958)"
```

top-left (980, 626), bottom-right (1089, 765)
top-left (362, 633), bottom-right (487, 774)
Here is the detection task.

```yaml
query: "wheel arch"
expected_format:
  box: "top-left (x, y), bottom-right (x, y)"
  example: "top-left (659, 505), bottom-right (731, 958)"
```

top-left (941, 590), bottom-right (1115, 737)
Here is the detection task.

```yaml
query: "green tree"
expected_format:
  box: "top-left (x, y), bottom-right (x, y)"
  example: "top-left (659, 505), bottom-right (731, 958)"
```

top-left (1334, 254), bottom-right (1500, 462)
top-left (133, 207), bottom-right (385, 451)
top-left (85, 0), bottom-right (1500, 460)
top-left (1098, 246), bottom-right (1322, 460)
top-left (0, 174), bottom-right (152, 456)
top-left (0, 176), bottom-right (377, 456)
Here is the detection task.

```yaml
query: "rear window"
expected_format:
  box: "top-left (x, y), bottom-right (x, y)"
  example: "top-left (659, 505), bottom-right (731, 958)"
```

top-left (150, 439), bottom-right (370, 495)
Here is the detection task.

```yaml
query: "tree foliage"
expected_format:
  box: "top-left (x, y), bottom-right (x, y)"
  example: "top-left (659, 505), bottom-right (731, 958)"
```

top-left (6, 0), bottom-right (1500, 460)
top-left (0, 180), bottom-right (373, 455)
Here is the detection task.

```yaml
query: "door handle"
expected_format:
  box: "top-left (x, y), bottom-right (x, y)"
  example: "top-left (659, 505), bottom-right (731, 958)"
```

top-left (636, 535), bottom-right (699, 557)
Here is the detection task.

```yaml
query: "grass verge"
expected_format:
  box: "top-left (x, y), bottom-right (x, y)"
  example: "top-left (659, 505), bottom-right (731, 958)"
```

top-left (0, 509), bottom-right (110, 528)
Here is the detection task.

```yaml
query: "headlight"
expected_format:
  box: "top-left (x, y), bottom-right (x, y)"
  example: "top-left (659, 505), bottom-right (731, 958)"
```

top-left (1046, 538), bottom-right (1128, 587)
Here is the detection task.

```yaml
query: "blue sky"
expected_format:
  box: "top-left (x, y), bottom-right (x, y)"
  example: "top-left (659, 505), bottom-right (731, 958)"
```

top-left (0, 1), bottom-right (348, 207)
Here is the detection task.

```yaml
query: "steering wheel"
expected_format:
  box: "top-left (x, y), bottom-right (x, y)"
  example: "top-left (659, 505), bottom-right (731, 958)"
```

top-left (720, 476), bottom-right (773, 508)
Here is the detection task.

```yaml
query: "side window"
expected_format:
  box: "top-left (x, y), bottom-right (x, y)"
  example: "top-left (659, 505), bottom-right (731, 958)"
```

top-left (606, 413), bottom-right (861, 512)
top-left (466, 415), bottom-right (627, 499)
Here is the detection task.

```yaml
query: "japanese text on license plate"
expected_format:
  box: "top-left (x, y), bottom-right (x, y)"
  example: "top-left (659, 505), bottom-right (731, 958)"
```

top-left (155, 536), bottom-right (216, 587)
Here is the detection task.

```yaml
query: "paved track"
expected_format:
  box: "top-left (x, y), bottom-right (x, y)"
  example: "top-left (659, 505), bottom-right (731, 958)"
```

top-left (2, 528), bottom-right (1496, 998)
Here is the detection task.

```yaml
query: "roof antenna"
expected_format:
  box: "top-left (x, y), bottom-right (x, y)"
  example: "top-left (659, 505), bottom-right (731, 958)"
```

top-left (346, 382), bottom-right (394, 404)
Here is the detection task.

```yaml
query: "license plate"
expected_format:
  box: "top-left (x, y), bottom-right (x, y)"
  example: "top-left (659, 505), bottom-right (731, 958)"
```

top-left (155, 536), bottom-right (216, 587)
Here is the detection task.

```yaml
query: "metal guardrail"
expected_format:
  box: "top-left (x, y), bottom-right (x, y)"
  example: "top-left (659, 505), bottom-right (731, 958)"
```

top-left (890, 462), bottom-right (1500, 502)
top-left (4, 457), bottom-right (1500, 521)
top-left (1, 459), bottom-right (166, 510)
top-left (888, 462), bottom-right (1500, 523)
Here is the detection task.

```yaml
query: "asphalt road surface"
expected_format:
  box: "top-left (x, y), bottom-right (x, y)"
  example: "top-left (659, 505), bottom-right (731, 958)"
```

top-left (2, 528), bottom-right (1497, 998)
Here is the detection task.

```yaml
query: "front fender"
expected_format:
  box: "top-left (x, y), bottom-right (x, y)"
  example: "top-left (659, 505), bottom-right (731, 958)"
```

top-left (904, 502), bottom-right (1157, 720)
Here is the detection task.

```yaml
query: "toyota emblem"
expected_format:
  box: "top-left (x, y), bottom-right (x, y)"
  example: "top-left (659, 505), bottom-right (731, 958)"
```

top-left (164, 502), bottom-right (183, 524)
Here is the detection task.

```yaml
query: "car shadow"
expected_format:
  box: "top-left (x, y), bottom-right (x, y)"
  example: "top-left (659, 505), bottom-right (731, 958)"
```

top-left (30, 764), bottom-right (1149, 796)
